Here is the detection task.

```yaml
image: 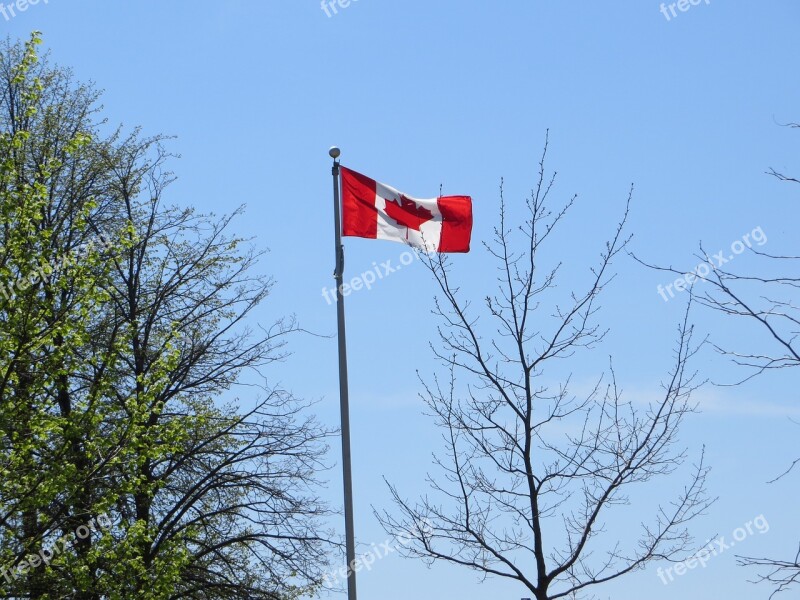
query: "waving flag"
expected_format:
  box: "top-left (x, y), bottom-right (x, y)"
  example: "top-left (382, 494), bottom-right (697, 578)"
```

top-left (341, 167), bottom-right (472, 253)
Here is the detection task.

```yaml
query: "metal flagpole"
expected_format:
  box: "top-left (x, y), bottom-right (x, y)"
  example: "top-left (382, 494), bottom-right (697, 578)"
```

top-left (329, 146), bottom-right (357, 600)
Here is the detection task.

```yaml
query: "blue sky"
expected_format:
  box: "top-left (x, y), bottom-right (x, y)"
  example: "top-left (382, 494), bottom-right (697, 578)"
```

top-left (6, 2), bottom-right (800, 599)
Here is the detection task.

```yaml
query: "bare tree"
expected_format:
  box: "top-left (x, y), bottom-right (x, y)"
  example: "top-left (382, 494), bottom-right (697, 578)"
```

top-left (695, 122), bottom-right (800, 384)
top-left (633, 122), bottom-right (800, 383)
top-left (633, 121), bottom-right (800, 598)
top-left (737, 548), bottom-right (800, 600)
top-left (377, 136), bottom-right (712, 600)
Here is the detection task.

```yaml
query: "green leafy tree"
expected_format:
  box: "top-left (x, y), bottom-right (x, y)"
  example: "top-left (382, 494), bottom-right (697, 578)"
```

top-left (0, 34), bottom-right (331, 599)
top-left (0, 32), bottom-right (124, 599)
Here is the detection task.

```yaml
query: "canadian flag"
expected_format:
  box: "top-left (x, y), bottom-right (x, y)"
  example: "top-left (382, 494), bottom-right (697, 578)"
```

top-left (341, 167), bottom-right (472, 253)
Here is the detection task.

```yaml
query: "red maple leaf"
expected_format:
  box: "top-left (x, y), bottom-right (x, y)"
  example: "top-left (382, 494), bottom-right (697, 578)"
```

top-left (384, 195), bottom-right (433, 231)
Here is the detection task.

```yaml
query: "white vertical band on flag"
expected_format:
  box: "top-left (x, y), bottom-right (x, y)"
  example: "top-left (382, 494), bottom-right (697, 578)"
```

top-left (374, 180), bottom-right (443, 253)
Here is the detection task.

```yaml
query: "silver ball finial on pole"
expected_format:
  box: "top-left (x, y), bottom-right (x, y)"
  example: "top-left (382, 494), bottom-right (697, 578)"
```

top-left (329, 146), bottom-right (341, 159)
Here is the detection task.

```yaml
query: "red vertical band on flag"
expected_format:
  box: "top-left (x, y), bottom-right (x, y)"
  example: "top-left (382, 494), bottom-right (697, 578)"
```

top-left (438, 195), bottom-right (473, 253)
top-left (341, 167), bottom-right (378, 239)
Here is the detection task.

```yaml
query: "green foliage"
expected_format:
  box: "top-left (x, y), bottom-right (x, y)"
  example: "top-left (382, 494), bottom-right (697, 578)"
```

top-left (0, 33), bottom-right (329, 599)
